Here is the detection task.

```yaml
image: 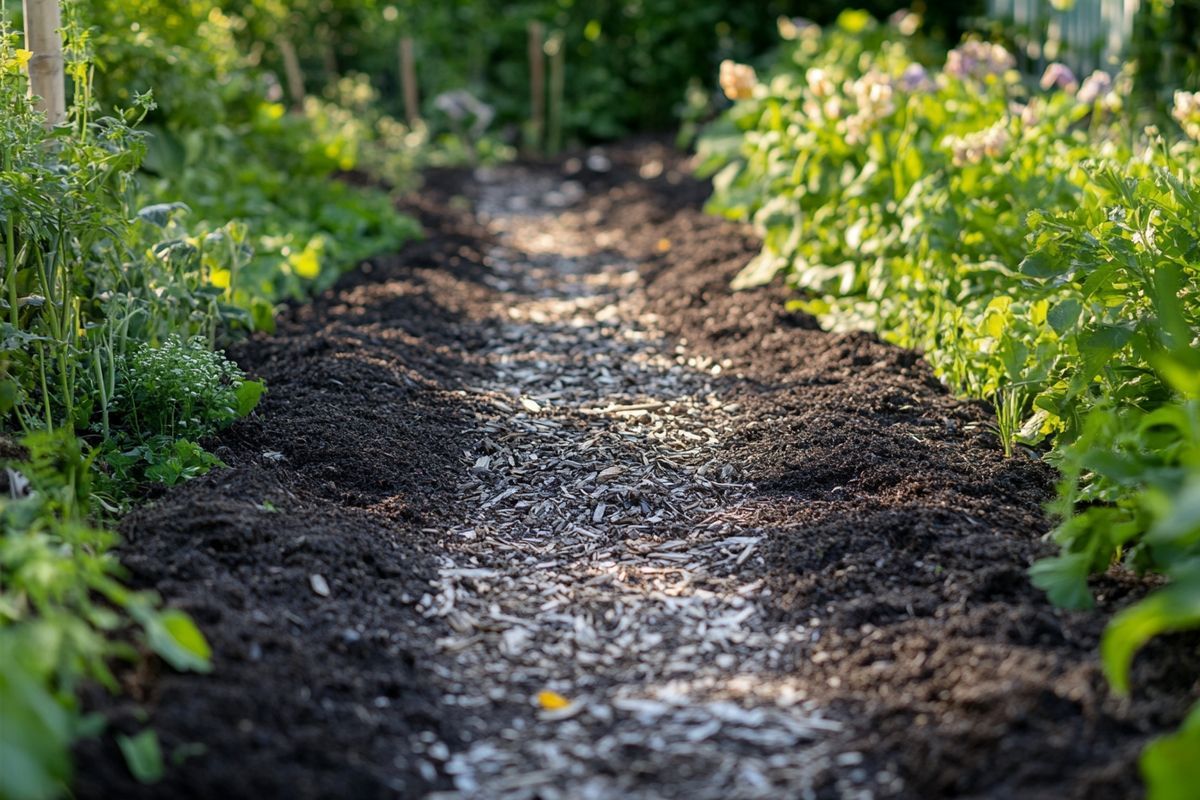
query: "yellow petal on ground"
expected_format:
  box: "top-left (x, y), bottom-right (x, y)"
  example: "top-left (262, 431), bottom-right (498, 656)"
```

top-left (656, 238), bottom-right (671, 252)
top-left (537, 690), bottom-right (570, 710)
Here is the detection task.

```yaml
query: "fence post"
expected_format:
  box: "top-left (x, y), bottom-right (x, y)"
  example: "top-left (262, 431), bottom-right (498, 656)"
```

top-left (527, 21), bottom-right (545, 152)
top-left (399, 36), bottom-right (420, 127)
top-left (22, 0), bottom-right (66, 126)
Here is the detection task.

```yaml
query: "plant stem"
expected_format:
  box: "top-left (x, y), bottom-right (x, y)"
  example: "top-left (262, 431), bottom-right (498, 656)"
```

top-left (37, 342), bottom-right (53, 432)
top-left (2, 146), bottom-right (17, 327)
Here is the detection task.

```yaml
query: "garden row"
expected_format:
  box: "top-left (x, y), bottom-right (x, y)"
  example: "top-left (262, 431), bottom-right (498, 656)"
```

top-left (702, 11), bottom-right (1200, 795)
top-left (0, 2), bottom-right (437, 796)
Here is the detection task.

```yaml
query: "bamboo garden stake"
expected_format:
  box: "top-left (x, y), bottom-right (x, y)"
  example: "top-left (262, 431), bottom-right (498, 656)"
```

top-left (275, 34), bottom-right (305, 110)
top-left (527, 21), bottom-right (545, 152)
top-left (399, 36), bottom-right (420, 127)
top-left (23, 0), bottom-right (66, 126)
top-left (547, 31), bottom-right (565, 155)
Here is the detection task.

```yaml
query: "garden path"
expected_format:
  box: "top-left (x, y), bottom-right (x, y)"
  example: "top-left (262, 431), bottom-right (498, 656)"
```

top-left (420, 167), bottom-right (861, 799)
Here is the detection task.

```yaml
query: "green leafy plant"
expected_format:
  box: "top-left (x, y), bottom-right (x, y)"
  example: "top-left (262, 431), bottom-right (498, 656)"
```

top-left (114, 335), bottom-right (262, 444)
top-left (700, 11), bottom-right (1200, 796)
top-left (0, 2), bottom-right (398, 795)
top-left (1, 431), bottom-right (211, 800)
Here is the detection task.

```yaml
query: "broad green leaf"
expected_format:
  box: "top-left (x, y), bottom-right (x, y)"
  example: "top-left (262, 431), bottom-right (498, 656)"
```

top-left (1079, 324), bottom-right (1134, 381)
top-left (143, 610), bottom-right (212, 673)
top-left (1153, 354), bottom-right (1200, 399)
top-left (0, 379), bottom-right (18, 416)
top-left (250, 300), bottom-right (277, 333)
top-left (117, 730), bottom-right (164, 785)
top-left (1029, 552), bottom-right (1095, 610)
top-left (0, 654), bottom-right (74, 800)
top-left (0, 740), bottom-right (62, 800)
top-left (234, 379), bottom-right (266, 418)
top-left (1141, 704), bottom-right (1200, 800)
top-left (1029, 299), bottom-right (1049, 326)
top-left (1146, 479), bottom-right (1200, 549)
top-left (1149, 263), bottom-right (1193, 357)
top-left (1046, 298), bottom-right (1081, 334)
top-left (1080, 449), bottom-right (1152, 485)
top-left (1102, 567), bottom-right (1200, 694)
top-left (1019, 251), bottom-right (1061, 279)
top-left (732, 252), bottom-right (786, 290)
top-left (135, 202), bottom-right (188, 228)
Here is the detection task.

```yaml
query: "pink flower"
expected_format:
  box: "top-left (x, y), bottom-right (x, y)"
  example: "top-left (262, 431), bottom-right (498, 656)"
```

top-left (889, 9), bottom-right (922, 36)
top-left (1010, 100), bottom-right (1041, 127)
top-left (1076, 70), bottom-right (1111, 103)
top-left (1039, 62), bottom-right (1078, 93)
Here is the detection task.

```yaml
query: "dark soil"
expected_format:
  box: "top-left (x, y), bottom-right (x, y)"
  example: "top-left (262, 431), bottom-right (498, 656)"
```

top-left (73, 141), bottom-right (1197, 799)
top-left (72, 183), bottom-right (499, 800)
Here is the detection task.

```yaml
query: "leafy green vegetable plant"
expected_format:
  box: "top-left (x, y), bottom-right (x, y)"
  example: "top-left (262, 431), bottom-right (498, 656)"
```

top-left (0, 0), bottom-right (402, 794)
top-left (700, 11), bottom-right (1200, 796)
top-left (1, 431), bottom-right (211, 799)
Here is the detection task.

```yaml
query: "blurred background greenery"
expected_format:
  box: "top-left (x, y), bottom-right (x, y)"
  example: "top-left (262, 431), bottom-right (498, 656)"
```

top-left (75, 0), bottom-right (986, 144)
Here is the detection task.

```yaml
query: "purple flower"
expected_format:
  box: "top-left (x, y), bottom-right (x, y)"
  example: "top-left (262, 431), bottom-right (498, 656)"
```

top-left (946, 41), bottom-right (1015, 82)
top-left (899, 63), bottom-right (934, 92)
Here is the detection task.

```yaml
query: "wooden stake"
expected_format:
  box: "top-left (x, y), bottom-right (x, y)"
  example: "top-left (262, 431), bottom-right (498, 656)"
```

top-left (547, 31), bottom-right (565, 155)
top-left (22, 0), bottom-right (66, 126)
top-left (275, 34), bottom-right (305, 110)
top-left (399, 36), bottom-right (420, 127)
top-left (318, 25), bottom-right (338, 81)
top-left (527, 21), bottom-right (545, 152)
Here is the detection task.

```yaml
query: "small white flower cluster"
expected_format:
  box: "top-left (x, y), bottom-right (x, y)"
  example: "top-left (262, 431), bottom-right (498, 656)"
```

top-left (1039, 62), bottom-right (1078, 93)
top-left (1010, 99), bottom-right (1042, 127)
top-left (1172, 91), bottom-right (1200, 141)
top-left (800, 68), bottom-right (842, 122)
top-left (888, 9), bottom-right (922, 36)
top-left (945, 41), bottom-right (1015, 82)
top-left (800, 68), bottom-right (898, 142)
top-left (844, 71), bottom-right (896, 144)
top-left (119, 335), bottom-right (244, 437)
top-left (805, 67), bottom-right (836, 98)
top-left (943, 119), bottom-right (1011, 166)
top-left (719, 60), bottom-right (757, 101)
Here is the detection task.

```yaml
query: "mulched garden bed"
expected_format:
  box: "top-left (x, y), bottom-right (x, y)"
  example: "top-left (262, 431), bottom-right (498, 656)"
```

top-left (73, 140), bottom-right (1195, 800)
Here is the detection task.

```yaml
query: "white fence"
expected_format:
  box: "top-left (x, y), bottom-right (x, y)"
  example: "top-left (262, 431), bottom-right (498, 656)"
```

top-left (986, 0), bottom-right (1140, 73)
